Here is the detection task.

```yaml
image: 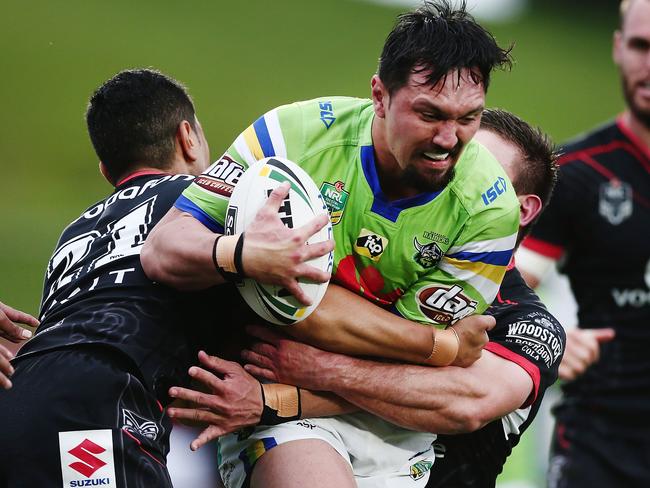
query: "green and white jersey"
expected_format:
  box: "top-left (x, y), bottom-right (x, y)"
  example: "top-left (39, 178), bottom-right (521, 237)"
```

top-left (176, 97), bottom-right (519, 326)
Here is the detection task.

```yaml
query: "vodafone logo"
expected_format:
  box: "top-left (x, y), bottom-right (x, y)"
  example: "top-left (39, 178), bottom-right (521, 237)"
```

top-left (68, 439), bottom-right (107, 477)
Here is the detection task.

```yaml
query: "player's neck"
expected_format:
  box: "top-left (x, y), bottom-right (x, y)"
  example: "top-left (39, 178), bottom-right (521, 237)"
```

top-left (622, 110), bottom-right (650, 150)
top-left (371, 118), bottom-right (419, 201)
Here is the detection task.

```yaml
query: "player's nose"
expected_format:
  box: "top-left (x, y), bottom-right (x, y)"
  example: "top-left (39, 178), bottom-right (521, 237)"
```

top-left (431, 120), bottom-right (458, 150)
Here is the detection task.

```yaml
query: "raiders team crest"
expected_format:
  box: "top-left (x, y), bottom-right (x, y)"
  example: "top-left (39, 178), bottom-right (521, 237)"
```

top-left (599, 179), bottom-right (633, 225)
top-left (413, 236), bottom-right (443, 268)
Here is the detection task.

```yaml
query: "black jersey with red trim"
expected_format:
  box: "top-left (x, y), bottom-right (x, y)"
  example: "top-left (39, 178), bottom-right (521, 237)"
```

top-left (16, 172), bottom-right (228, 403)
top-left (523, 117), bottom-right (650, 419)
top-left (428, 266), bottom-right (565, 488)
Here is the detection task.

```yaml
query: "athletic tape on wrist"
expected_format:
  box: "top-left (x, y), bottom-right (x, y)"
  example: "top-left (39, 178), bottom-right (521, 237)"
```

top-left (259, 383), bottom-right (302, 425)
top-left (423, 327), bottom-right (459, 366)
top-left (214, 234), bottom-right (244, 281)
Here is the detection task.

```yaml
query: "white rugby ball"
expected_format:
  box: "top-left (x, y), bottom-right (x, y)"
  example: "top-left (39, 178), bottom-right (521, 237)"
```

top-left (225, 157), bottom-right (333, 325)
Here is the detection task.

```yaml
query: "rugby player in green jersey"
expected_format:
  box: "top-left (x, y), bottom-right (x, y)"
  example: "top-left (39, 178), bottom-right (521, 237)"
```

top-left (168, 110), bottom-right (560, 488)
top-left (142, 1), bottom-right (520, 487)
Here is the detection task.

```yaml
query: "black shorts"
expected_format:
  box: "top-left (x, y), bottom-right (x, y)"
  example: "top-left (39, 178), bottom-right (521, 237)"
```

top-left (0, 346), bottom-right (173, 488)
top-left (548, 411), bottom-right (650, 488)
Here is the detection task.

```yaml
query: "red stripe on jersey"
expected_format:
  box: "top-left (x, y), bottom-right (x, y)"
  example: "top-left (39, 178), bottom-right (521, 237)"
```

top-left (617, 116), bottom-right (650, 170)
top-left (122, 429), bottom-right (166, 468)
top-left (521, 236), bottom-right (564, 259)
top-left (485, 341), bottom-right (540, 408)
top-left (116, 170), bottom-right (168, 187)
top-left (560, 147), bottom-right (650, 210)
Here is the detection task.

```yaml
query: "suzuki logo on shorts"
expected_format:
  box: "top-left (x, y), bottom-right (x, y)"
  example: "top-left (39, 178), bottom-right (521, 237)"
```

top-left (68, 439), bottom-right (107, 478)
top-left (481, 176), bottom-right (507, 205)
top-left (59, 429), bottom-right (117, 487)
top-left (417, 284), bottom-right (477, 324)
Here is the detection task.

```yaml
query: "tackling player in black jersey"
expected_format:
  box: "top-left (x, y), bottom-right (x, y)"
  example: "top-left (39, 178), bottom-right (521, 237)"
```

top-left (0, 69), bottom-right (332, 488)
top-left (518, 1), bottom-right (650, 486)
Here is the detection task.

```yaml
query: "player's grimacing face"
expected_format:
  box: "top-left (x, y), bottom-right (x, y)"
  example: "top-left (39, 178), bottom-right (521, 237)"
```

top-left (614, 0), bottom-right (650, 126)
top-left (377, 68), bottom-right (485, 193)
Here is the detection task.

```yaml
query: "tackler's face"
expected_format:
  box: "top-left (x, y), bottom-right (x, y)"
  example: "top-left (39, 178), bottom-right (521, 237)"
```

top-left (373, 67), bottom-right (485, 194)
top-left (614, 0), bottom-right (650, 124)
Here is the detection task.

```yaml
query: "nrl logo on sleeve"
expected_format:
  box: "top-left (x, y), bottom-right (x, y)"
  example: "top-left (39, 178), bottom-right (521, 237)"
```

top-left (354, 228), bottom-right (388, 262)
top-left (413, 236), bottom-right (443, 268)
top-left (319, 180), bottom-right (349, 225)
top-left (416, 284), bottom-right (477, 324)
top-left (599, 179), bottom-right (632, 225)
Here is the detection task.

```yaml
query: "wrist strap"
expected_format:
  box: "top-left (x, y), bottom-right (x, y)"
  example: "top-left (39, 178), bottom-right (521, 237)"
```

top-left (213, 233), bottom-right (245, 281)
top-left (423, 327), bottom-right (460, 366)
top-left (259, 383), bottom-right (302, 425)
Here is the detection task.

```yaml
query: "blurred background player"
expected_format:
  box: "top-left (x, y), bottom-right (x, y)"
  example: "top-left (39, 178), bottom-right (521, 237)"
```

top-left (0, 301), bottom-right (37, 389)
top-left (0, 68), bottom-right (330, 487)
top-left (517, 0), bottom-right (650, 486)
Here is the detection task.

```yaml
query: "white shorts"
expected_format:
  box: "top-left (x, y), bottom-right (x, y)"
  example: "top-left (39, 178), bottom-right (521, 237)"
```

top-left (217, 412), bottom-right (436, 488)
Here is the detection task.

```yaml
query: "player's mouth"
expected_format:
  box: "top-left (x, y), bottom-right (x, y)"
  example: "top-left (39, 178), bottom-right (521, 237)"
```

top-left (637, 80), bottom-right (650, 99)
top-left (421, 149), bottom-right (456, 169)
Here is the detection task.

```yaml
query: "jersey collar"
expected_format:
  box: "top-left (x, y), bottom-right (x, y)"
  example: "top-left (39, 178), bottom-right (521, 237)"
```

top-left (115, 169), bottom-right (169, 187)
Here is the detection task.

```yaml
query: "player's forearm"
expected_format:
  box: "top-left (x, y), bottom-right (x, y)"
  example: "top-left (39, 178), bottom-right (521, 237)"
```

top-left (314, 352), bottom-right (530, 434)
top-left (287, 284), bottom-right (433, 363)
top-left (300, 390), bottom-right (358, 418)
top-left (141, 208), bottom-right (226, 290)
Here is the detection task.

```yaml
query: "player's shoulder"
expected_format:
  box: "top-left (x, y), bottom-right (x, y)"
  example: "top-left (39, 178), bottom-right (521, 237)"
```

top-left (275, 96), bottom-right (374, 150)
top-left (559, 120), bottom-right (619, 166)
top-left (450, 140), bottom-right (520, 221)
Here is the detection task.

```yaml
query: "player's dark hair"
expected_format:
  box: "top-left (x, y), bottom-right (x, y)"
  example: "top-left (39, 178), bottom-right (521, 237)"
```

top-left (480, 109), bottom-right (559, 244)
top-left (378, 0), bottom-right (512, 94)
top-left (86, 68), bottom-right (197, 184)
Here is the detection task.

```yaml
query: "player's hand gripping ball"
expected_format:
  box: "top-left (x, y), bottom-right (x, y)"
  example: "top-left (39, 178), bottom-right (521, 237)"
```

top-left (226, 157), bottom-right (333, 325)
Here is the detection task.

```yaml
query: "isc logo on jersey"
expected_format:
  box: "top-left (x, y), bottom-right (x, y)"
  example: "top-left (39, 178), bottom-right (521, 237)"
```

top-left (227, 157), bottom-right (333, 325)
top-left (481, 176), bottom-right (507, 206)
top-left (416, 284), bottom-right (477, 324)
top-left (59, 430), bottom-right (117, 487)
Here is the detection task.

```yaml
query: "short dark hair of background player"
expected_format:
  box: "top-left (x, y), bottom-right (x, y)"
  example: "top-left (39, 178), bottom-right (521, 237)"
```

top-left (480, 108), bottom-right (559, 243)
top-left (86, 68), bottom-right (198, 183)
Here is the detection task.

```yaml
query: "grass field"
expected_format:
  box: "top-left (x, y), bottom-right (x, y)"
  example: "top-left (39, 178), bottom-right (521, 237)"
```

top-left (0, 1), bottom-right (620, 485)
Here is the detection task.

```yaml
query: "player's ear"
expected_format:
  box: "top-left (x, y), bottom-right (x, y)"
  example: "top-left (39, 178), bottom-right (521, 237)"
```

top-left (177, 120), bottom-right (199, 162)
top-left (371, 75), bottom-right (388, 119)
top-left (99, 161), bottom-right (113, 185)
top-left (518, 193), bottom-right (543, 227)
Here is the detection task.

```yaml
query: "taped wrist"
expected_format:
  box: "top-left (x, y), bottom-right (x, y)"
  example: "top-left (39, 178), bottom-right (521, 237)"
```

top-left (213, 233), bottom-right (245, 281)
top-left (259, 383), bottom-right (302, 425)
top-left (423, 327), bottom-right (460, 366)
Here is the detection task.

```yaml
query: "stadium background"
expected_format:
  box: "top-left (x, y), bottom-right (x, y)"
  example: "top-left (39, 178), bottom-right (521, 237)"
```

top-left (0, 0), bottom-right (619, 486)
